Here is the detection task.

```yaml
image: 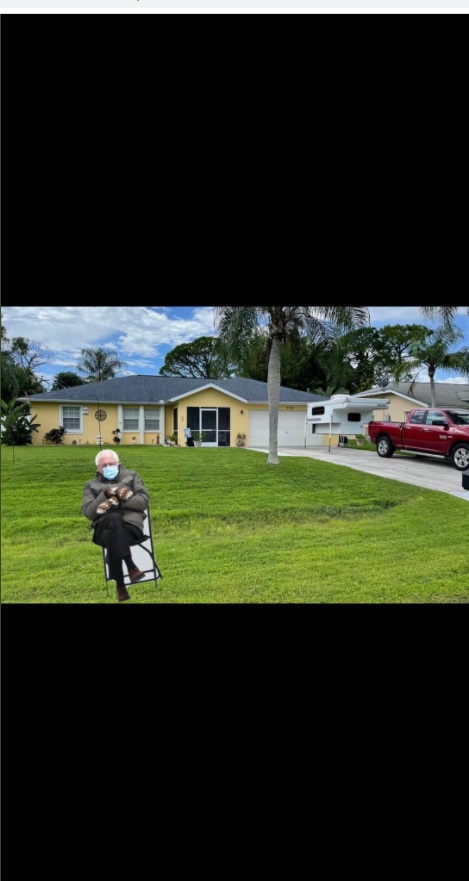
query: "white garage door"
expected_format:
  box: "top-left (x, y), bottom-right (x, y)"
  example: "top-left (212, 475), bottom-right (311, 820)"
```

top-left (249, 411), bottom-right (322, 448)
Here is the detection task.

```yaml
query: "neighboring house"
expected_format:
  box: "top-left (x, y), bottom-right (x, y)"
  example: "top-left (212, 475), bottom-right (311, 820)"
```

top-left (353, 382), bottom-right (469, 429)
top-left (19, 376), bottom-right (329, 448)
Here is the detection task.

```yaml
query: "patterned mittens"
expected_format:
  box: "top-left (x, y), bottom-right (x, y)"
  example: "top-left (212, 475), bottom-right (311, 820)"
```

top-left (97, 497), bottom-right (121, 515)
top-left (105, 485), bottom-right (134, 501)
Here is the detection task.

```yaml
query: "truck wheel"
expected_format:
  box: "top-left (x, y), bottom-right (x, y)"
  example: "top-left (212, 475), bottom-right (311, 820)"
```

top-left (377, 436), bottom-right (395, 458)
top-left (452, 444), bottom-right (469, 471)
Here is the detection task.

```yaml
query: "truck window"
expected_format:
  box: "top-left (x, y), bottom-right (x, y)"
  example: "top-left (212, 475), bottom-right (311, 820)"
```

top-left (409, 411), bottom-right (426, 425)
top-left (426, 410), bottom-right (448, 426)
top-left (447, 410), bottom-right (469, 426)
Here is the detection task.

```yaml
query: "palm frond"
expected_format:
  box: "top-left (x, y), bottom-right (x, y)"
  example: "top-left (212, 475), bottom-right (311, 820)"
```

top-left (214, 307), bottom-right (261, 358)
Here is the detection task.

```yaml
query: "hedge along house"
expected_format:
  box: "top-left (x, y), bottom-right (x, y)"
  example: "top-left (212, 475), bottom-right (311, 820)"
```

top-left (19, 376), bottom-right (329, 449)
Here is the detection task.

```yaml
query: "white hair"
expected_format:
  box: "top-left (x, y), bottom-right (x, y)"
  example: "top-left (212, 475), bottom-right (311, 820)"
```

top-left (95, 449), bottom-right (120, 468)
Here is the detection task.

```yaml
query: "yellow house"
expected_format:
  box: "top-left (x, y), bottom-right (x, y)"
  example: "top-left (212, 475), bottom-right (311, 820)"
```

top-left (19, 376), bottom-right (334, 449)
top-left (353, 381), bottom-right (469, 429)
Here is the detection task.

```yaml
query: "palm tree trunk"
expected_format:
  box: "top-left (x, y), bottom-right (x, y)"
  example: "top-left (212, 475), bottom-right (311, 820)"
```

top-left (267, 334), bottom-right (282, 465)
top-left (429, 369), bottom-right (437, 408)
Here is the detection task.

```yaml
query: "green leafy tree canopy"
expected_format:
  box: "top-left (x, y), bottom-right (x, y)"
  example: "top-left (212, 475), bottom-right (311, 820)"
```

top-left (160, 336), bottom-right (234, 379)
top-left (51, 372), bottom-right (84, 390)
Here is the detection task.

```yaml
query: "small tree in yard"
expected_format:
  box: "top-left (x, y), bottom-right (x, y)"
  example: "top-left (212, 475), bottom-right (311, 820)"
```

top-left (1, 398), bottom-right (41, 446)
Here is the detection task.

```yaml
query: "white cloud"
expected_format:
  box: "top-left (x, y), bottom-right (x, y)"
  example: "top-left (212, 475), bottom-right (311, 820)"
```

top-left (1, 306), bottom-right (218, 362)
top-left (3, 305), bottom-right (467, 390)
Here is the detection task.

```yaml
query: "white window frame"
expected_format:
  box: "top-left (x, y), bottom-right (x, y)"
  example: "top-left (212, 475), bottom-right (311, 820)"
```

top-left (144, 407), bottom-right (161, 433)
top-left (61, 405), bottom-right (83, 434)
top-left (123, 407), bottom-right (140, 432)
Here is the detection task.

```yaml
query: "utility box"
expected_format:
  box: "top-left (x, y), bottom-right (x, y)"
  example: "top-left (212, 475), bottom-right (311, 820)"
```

top-left (307, 395), bottom-right (390, 436)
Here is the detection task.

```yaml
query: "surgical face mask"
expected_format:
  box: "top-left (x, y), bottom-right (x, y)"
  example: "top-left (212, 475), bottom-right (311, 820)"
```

top-left (103, 465), bottom-right (119, 481)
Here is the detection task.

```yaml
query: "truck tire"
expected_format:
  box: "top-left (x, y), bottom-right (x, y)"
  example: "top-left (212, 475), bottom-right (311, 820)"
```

top-left (377, 436), bottom-right (395, 459)
top-left (451, 444), bottom-right (469, 471)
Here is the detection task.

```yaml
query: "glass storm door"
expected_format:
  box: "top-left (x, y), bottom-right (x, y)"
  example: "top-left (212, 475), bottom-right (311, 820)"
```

top-left (201, 409), bottom-right (217, 446)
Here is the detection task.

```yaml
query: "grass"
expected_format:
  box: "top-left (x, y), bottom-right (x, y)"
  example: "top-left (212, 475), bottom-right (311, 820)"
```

top-left (1, 444), bottom-right (468, 604)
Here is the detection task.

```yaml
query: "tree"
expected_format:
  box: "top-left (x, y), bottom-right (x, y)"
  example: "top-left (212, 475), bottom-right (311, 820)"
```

top-left (0, 327), bottom-right (49, 400)
top-left (236, 331), bottom-right (270, 383)
top-left (312, 326), bottom-right (380, 396)
top-left (160, 336), bottom-right (234, 379)
top-left (1, 398), bottom-right (41, 446)
top-left (51, 372), bottom-right (84, 390)
top-left (372, 324), bottom-right (429, 385)
top-left (397, 325), bottom-right (469, 407)
top-left (420, 307), bottom-right (468, 325)
top-left (236, 330), bottom-right (328, 392)
top-left (77, 348), bottom-right (125, 383)
top-left (8, 337), bottom-right (55, 372)
top-left (215, 307), bottom-right (369, 465)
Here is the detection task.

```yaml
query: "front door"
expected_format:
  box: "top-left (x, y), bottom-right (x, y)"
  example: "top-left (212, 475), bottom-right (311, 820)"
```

top-left (201, 409), bottom-right (218, 447)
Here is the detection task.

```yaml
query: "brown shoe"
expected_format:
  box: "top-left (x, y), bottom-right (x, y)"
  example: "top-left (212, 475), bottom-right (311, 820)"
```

top-left (129, 568), bottom-right (145, 584)
top-left (116, 584), bottom-right (131, 602)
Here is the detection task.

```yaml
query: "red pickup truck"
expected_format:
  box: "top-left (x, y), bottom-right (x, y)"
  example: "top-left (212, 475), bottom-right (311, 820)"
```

top-left (368, 408), bottom-right (469, 471)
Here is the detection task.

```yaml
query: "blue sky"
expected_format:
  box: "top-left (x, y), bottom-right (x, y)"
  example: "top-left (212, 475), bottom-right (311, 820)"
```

top-left (2, 305), bottom-right (469, 389)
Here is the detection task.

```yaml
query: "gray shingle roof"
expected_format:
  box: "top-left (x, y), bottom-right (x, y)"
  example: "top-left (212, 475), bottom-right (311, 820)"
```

top-left (19, 376), bottom-right (326, 405)
top-left (359, 382), bottom-right (469, 409)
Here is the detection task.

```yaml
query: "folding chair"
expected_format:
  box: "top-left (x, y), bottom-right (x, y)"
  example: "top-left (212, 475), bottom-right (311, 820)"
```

top-left (103, 507), bottom-right (163, 596)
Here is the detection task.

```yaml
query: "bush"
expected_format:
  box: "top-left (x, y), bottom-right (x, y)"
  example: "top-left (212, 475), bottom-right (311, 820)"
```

top-left (1, 398), bottom-right (41, 446)
top-left (44, 426), bottom-right (67, 445)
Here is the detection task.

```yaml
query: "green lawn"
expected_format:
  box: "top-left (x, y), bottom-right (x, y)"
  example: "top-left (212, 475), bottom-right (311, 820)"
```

top-left (1, 444), bottom-right (468, 604)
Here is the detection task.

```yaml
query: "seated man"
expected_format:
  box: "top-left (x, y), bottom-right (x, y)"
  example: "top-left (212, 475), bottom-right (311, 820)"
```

top-left (82, 449), bottom-right (150, 602)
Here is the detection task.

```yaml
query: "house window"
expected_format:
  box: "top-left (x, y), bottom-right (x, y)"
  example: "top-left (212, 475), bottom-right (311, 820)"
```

top-left (123, 408), bottom-right (139, 431)
top-left (62, 406), bottom-right (81, 432)
top-left (144, 408), bottom-right (160, 432)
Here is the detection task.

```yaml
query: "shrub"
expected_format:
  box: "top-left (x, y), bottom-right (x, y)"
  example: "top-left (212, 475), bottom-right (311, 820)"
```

top-left (1, 398), bottom-right (41, 446)
top-left (44, 426), bottom-right (67, 445)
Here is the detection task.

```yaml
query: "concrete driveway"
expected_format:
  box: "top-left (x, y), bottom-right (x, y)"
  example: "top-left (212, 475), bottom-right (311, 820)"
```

top-left (249, 446), bottom-right (469, 502)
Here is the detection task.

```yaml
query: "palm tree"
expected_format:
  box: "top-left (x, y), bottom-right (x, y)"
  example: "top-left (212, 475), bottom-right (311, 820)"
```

top-left (420, 307), bottom-right (469, 327)
top-left (77, 347), bottom-right (125, 383)
top-left (398, 325), bottom-right (469, 407)
top-left (214, 307), bottom-right (369, 465)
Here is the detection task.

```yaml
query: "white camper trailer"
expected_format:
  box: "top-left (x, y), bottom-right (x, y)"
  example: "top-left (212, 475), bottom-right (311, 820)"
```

top-left (307, 395), bottom-right (390, 446)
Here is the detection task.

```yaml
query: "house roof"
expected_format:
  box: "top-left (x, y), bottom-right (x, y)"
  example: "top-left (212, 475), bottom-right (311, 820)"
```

top-left (355, 382), bottom-right (469, 409)
top-left (19, 376), bottom-right (326, 406)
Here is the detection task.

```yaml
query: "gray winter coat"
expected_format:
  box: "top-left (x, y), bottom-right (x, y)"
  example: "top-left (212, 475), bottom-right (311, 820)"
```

top-left (81, 465), bottom-right (150, 531)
